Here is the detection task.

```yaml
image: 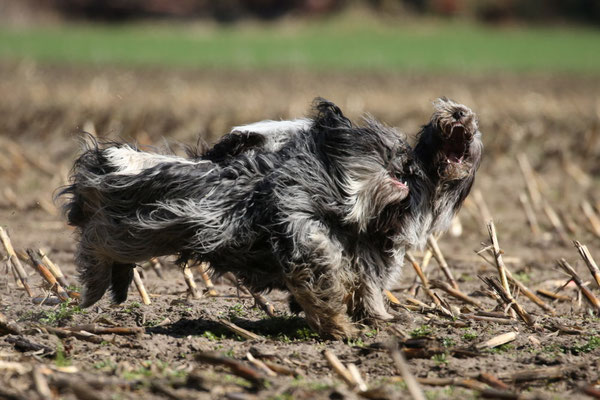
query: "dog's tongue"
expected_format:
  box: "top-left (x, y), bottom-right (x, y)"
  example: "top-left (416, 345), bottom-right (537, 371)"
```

top-left (448, 154), bottom-right (463, 163)
top-left (391, 178), bottom-right (408, 189)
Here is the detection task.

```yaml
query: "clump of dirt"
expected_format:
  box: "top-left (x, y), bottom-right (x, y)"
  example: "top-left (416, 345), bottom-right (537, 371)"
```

top-left (0, 64), bottom-right (599, 399)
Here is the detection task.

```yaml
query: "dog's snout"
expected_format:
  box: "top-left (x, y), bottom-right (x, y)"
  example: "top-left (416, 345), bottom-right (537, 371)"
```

top-left (452, 110), bottom-right (464, 120)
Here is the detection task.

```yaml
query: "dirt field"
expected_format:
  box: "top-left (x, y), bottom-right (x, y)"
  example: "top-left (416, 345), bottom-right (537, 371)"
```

top-left (1, 62), bottom-right (599, 399)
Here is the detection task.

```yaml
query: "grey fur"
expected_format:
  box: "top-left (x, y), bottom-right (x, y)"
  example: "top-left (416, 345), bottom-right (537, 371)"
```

top-left (58, 98), bottom-right (482, 339)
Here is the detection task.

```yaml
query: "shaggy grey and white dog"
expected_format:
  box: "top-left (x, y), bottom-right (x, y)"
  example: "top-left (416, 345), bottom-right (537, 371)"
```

top-left (59, 98), bottom-right (482, 339)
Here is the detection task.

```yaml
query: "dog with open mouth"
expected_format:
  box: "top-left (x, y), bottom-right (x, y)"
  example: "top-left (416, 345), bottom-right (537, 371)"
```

top-left (222, 97), bottom-right (483, 327)
top-left (59, 97), bottom-right (482, 339)
top-left (416, 97), bottom-right (481, 182)
top-left (224, 96), bottom-right (483, 260)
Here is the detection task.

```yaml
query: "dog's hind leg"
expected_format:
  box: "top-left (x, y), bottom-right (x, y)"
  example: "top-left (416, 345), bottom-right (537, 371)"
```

top-left (109, 263), bottom-right (135, 304)
top-left (76, 249), bottom-right (112, 308)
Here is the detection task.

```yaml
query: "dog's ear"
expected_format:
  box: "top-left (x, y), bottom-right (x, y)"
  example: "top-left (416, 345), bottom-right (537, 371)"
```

top-left (312, 98), bottom-right (352, 130)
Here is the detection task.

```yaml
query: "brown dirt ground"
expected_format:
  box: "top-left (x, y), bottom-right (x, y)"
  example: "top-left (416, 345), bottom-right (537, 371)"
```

top-left (1, 63), bottom-right (599, 400)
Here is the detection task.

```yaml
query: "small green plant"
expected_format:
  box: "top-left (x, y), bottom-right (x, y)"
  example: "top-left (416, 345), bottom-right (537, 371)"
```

top-left (442, 338), bottom-right (456, 348)
top-left (490, 343), bottom-right (514, 354)
top-left (268, 394), bottom-right (294, 400)
top-left (202, 330), bottom-right (226, 341)
top-left (144, 318), bottom-right (166, 327)
top-left (121, 361), bottom-right (187, 381)
top-left (169, 368), bottom-right (189, 380)
top-left (55, 343), bottom-right (71, 367)
top-left (94, 360), bottom-right (117, 370)
top-left (571, 336), bottom-right (600, 354)
top-left (541, 343), bottom-right (563, 355)
top-left (462, 331), bottom-right (478, 341)
top-left (294, 327), bottom-right (319, 340)
top-left (425, 386), bottom-right (472, 400)
top-left (431, 353), bottom-right (448, 365)
top-left (17, 310), bottom-right (35, 322)
top-left (122, 365), bottom-right (153, 380)
top-left (410, 325), bottom-right (433, 338)
top-left (224, 349), bottom-right (235, 358)
top-left (364, 328), bottom-right (379, 338)
top-left (346, 337), bottom-right (365, 348)
top-left (271, 325), bottom-right (319, 343)
top-left (123, 302), bottom-right (141, 313)
top-left (222, 373), bottom-right (253, 388)
top-left (277, 334), bottom-right (292, 344)
top-left (306, 381), bottom-right (333, 391)
top-left (228, 303), bottom-right (246, 318)
top-left (40, 299), bottom-right (85, 325)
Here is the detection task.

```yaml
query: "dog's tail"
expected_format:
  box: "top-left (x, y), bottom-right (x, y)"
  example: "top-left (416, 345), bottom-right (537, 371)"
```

top-left (59, 136), bottom-right (247, 307)
top-left (57, 136), bottom-right (121, 228)
top-left (56, 137), bottom-right (132, 307)
top-left (57, 136), bottom-right (192, 307)
top-left (58, 137), bottom-right (202, 228)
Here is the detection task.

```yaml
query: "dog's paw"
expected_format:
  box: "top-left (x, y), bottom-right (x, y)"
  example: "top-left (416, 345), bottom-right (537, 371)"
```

top-left (374, 310), bottom-right (394, 321)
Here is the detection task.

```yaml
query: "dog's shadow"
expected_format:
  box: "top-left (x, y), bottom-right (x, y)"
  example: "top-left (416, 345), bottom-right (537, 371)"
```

top-left (147, 315), bottom-right (315, 340)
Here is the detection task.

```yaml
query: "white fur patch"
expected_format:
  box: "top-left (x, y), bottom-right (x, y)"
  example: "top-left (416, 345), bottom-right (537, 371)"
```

top-left (343, 167), bottom-right (407, 233)
top-left (343, 174), bottom-right (374, 231)
top-left (231, 119), bottom-right (313, 152)
top-left (104, 146), bottom-right (201, 175)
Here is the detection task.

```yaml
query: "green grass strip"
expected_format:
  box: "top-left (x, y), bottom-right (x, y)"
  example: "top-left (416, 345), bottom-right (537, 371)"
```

top-left (1, 16), bottom-right (599, 73)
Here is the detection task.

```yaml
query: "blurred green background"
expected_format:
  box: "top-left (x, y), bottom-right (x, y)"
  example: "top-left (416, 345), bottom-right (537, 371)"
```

top-left (1, 0), bottom-right (599, 74)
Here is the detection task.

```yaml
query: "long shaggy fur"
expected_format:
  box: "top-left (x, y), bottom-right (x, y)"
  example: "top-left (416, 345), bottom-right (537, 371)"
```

top-left (59, 97), bottom-right (482, 339)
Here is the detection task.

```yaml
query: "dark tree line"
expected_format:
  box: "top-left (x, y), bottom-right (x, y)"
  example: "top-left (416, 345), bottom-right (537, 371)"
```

top-left (12, 0), bottom-right (600, 24)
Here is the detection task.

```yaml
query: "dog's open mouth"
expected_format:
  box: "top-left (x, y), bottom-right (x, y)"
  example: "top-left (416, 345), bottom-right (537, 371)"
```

top-left (442, 123), bottom-right (471, 165)
top-left (390, 178), bottom-right (408, 190)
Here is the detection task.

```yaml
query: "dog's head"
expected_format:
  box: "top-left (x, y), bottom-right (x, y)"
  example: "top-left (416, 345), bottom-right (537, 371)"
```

top-left (340, 121), bottom-right (413, 233)
top-left (417, 97), bottom-right (482, 181)
top-left (311, 98), bottom-right (414, 233)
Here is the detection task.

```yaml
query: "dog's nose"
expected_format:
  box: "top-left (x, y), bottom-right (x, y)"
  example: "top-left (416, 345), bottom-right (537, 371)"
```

top-left (452, 110), bottom-right (464, 120)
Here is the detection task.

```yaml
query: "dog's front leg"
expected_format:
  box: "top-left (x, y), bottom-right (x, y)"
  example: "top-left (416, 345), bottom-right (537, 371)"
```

top-left (351, 276), bottom-right (394, 324)
top-left (278, 218), bottom-right (358, 339)
top-left (351, 244), bottom-right (408, 325)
